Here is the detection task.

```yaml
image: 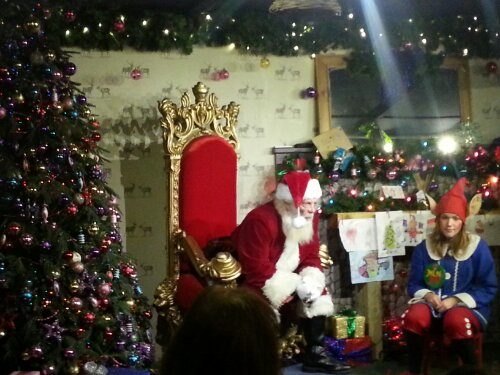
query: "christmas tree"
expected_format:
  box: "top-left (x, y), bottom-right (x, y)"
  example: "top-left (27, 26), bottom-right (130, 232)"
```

top-left (0, 2), bottom-right (153, 373)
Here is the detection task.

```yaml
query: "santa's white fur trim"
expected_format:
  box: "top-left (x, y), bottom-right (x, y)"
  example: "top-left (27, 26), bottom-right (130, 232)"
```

top-left (293, 215), bottom-right (307, 228)
top-left (275, 179), bottom-right (322, 203)
top-left (299, 266), bottom-right (326, 288)
top-left (298, 294), bottom-right (334, 318)
top-left (262, 270), bottom-right (301, 309)
top-left (276, 240), bottom-right (300, 273)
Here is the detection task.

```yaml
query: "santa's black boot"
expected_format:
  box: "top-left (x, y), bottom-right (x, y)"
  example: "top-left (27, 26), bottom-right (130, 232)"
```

top-left (301, 316), bottom-right (351, 374)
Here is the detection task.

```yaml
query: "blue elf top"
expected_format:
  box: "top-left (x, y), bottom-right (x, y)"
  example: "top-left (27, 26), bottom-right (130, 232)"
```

top-left (408, 233), bottom-right (498, 328)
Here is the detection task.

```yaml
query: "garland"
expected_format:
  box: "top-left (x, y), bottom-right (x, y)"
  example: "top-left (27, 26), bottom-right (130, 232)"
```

top-left (3, 1), bottom-right (499, 74)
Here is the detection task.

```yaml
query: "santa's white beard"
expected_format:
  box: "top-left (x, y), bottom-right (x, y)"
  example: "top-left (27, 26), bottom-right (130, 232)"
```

top-left (281, 212), bottom-right (314, 244)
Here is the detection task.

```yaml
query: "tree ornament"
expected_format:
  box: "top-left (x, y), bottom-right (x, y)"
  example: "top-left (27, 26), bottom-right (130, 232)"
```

top-left (83, 312), bottom-right (96, 324)
top-left (0, 106), bottom-right (7, 119)
top-left (64, 62), bottom-right (77, 76)
top-left (30, 345), bottom-right (44, 359)
top-left (66, 204), bottom-right (78, 215)
top-left (98, 283), bottom-right (112, 297)
top-left (41, 364), bottom-right (56, 375)
top-left (89, 297), bottom-right (99, 308)
top-left (486, 61), bottom-right (498, 75)
top-left (64, 11), bottom-right (76, 22)
top-left (7, 222), bottom-right (22, 236)
top-left (67, 364), bottom-right (80, 375)
top-left (366, 168), bottom-right (378, 180)
top-left (329, 171), bottom-right (340, 182)
top-left (72, 252), bottom-right (82, 263)
top-left (69, 297), bottom-right (83, 310)
top-left (71, 261), bottom-right (85, 273)
top-left (219, 68), bottom-right (230, 80)
top-left (69, 280), bottom-right (81, 294)
top-left (260, 57), bottom-right (270, 68)
top-left (113, 20), bottom-right (126, 33)
top-left (130, 68), bottom-right (142, 80)
top-left (302, 87), bottom-right (317, 98)
top-left (385, 167), bottom-right (399, 180)
top-left (20, 233), bottom-right (35, 248)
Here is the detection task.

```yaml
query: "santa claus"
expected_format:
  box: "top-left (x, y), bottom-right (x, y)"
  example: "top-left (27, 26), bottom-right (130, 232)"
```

top-left (232, 171), bottom-right (350, 373)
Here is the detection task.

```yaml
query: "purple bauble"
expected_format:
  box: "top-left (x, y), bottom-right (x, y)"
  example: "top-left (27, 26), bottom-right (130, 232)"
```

top-left (64, 62), bottom-right (77, 76)
top-left (40, 240), bottom-right (52, 250)
top-left (76, 94), bottom-right (87, 105)
top-left (329, 171), bottom-right (340, 182)
top-left (305, 87), bottom-right (317, 98)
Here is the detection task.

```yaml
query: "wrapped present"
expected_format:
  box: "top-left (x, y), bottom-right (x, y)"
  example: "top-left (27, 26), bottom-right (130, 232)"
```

top-left (325, 336), bottom-right (373, 366)
top-left (327, 309), bottom-right (365, 339)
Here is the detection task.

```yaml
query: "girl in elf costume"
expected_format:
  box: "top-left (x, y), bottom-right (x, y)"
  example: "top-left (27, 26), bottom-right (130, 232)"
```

top-left (401, 178), bottom-right (498, 375)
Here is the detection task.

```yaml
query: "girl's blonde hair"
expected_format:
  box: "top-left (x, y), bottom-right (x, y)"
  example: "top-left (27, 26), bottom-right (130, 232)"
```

top-left (428, 215), bottom-right (470, 258)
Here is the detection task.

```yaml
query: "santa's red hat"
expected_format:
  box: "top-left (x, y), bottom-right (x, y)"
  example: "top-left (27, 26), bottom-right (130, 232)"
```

top-left (275, 171), bottom-right (322, 228)
top-left (435, 177), bottom-right (468, 222)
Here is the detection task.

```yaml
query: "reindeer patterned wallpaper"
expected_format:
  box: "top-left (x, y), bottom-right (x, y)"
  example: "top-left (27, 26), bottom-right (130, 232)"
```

top-left (71, 47), bottom-right (317, 306)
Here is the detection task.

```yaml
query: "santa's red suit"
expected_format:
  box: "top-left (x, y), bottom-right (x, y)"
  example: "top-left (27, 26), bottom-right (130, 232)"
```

top-left (231, 201), bottom-right (334, 318)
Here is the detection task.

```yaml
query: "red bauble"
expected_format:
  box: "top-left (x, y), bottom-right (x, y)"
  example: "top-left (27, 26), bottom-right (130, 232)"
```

top-left (65, 11), bottom-right (76, 23)
top-left (486, 61), bottom-right (498, 74)
top-left (99, 298), bottom-right (110, 309)
top-left (219, 68), bottom-right (230, 80)
top-left (130, 68), bottom-right (142, 80)
top-left (113, 20), bottom-right (125, 33)
top-left (67, 204), bottom-right (78, 215)
top-left (83, 312), bottom-right (96, 324)
top-left (7, 222), bottom-right (22, 236)
top-left (91, 132), bottom-right (101, 142)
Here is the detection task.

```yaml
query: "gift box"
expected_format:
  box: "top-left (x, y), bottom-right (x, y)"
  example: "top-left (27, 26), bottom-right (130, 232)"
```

top-left (325, 336), bottom-right (373, 366)
top-left (327, 311), bottom-right (366, 339)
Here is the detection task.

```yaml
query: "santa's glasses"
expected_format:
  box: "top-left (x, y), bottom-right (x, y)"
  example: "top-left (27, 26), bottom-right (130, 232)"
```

top-left (300, 200), bottom-right (321, 211)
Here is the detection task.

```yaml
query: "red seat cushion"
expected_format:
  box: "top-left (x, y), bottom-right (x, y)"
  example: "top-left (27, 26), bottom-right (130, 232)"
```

top-left (179, 135), bottom-right (237, 250)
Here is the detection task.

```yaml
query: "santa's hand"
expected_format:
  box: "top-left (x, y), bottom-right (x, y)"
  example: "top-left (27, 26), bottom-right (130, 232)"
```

top-left (296, 277), bottom-right (322, 303)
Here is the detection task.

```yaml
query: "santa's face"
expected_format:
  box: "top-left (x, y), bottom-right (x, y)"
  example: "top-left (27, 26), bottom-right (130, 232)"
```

top-left (275, 200), bottom-right (315, 244)
top-left (299, 199), bottom-right (319, 220)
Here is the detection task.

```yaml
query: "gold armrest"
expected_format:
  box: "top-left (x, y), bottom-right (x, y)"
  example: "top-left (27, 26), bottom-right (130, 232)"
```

top-left (180, 232), bottom-right (241, 284)
top-left (319, 244), bottom-right (333, 269)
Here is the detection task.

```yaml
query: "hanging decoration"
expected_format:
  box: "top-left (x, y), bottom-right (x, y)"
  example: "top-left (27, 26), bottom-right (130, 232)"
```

top-left (4, 2), bottom-right (496, 75)
top-left (260, 57), bottom-right (271, 68)
top-left (302, 87), bottom-right (317, 98)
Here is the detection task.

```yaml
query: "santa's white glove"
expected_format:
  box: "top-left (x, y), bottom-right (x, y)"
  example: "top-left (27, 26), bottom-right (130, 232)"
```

top-left (296, 276), bottom-right (323, 303)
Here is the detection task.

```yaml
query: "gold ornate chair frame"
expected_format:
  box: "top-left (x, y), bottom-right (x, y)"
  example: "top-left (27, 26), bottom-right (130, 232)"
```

top-left (153, 82), bottom-right (241, 342)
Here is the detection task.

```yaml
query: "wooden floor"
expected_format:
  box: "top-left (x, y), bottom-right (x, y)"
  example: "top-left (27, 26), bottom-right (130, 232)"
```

top-left (283, 342), bottom-right (500, 374)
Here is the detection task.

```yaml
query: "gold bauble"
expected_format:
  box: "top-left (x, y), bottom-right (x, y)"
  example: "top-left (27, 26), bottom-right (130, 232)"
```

top-left (67, 364), bottom-right (80, 374)
top-left (260, 57), bottom-right (270, 68)
top-left (87, 222), bottom-right (100, 235)
top-left (69, 280), bottom-right (80, 294)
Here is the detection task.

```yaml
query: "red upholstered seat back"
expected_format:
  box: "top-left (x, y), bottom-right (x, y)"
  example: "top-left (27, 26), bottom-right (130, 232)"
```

top-left (179, 135), bottom-right (237, 250)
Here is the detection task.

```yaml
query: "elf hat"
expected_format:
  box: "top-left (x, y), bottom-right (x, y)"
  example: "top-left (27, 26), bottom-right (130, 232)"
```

top-left (435, 177), bottom-right (468, 222)
top-left (275, 171), bottom-right (322, 228)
